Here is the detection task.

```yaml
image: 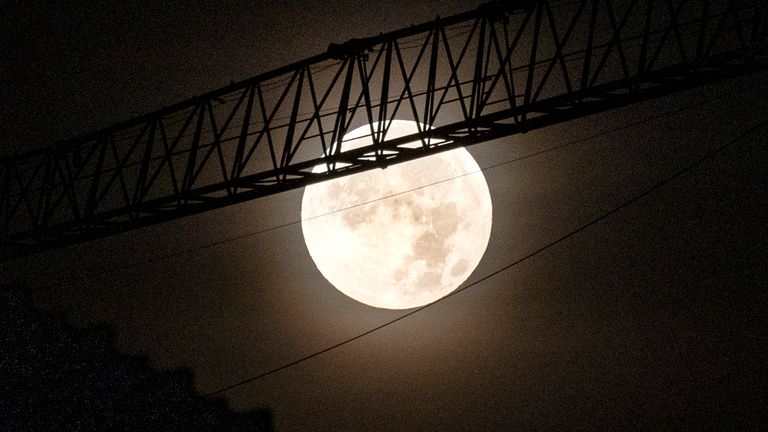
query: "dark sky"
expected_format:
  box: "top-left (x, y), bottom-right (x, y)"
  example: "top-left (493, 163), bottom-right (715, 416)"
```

top-left (3, 1), bottom-right (768, 430)
top-left (0, 0), bottom-right (482, 155)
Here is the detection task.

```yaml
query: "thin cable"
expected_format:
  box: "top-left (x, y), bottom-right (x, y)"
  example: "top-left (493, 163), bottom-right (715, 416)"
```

top-left (203, 115), bottom-right (768, 398)
top-left (23, 79), bottom-right (761, 293)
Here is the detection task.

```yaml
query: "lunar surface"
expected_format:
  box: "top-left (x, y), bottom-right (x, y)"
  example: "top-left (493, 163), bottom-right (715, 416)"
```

top-left (301, 120), bottom-right (492, 309)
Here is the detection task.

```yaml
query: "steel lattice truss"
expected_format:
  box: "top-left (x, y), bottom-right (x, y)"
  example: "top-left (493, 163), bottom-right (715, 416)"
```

top-left (1, 0), bottom-right (767, 258)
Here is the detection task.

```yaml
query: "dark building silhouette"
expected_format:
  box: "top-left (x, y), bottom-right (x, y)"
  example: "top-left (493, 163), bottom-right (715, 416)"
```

top-left (0, 285), bottom-right (271, 432)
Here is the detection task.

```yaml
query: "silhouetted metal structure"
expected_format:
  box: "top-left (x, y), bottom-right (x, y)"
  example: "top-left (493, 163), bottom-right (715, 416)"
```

top-left (1, 0), bottom-right (766, 258)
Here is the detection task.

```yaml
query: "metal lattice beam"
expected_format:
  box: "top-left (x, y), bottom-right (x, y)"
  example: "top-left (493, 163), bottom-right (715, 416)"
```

top-left (1, 0), bottom-right (767, 259)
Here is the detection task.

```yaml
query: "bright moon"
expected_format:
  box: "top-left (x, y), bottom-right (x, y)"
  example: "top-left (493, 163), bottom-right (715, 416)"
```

top-left (301, 120), bottom-right (492, 309)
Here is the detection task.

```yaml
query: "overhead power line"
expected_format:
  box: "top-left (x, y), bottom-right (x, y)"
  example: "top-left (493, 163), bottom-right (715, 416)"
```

top-left (202, 113), bottom-right (768, 398)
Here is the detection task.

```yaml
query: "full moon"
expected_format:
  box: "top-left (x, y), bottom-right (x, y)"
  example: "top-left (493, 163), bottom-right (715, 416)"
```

top-left (301, 120), bottom-right (492, 309)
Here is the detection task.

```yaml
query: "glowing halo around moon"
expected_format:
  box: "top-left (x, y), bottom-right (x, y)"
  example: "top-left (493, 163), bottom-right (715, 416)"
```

top-left (301, 120), bottom-right (492, 309)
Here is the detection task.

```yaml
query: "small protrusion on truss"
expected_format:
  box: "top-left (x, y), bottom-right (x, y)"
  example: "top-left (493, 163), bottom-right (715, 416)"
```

top-left (375, 152), bottom-right (388, 169)
top-left (327, 38), bottom-right (375, 60)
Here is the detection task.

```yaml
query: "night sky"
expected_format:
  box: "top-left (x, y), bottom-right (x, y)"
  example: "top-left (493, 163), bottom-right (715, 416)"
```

top-left (3, 1), bottom-right (767, 430)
